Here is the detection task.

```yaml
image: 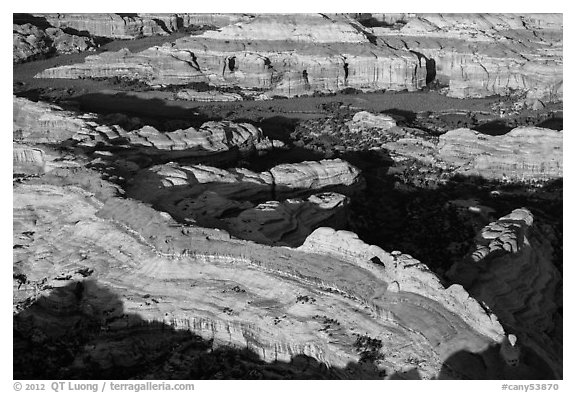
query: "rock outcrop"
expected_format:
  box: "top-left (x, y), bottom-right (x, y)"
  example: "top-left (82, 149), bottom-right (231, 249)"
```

top-left (13, 145), bottom-right (46, 175)
top-left (13, 97), bottom-right (271, 164)
top-left (32, 13), bottom-right (251, 40)
top-left (36, 13), bottom-right (172, 39)
top-left (15, 177), bottom-right (532, 379)
top-left (370, 13), bottom-right (563, 102)
top-left (437, 127), bottom-right (563, 181)
top-left (447, 208), bottom-right (562, 378)
top-left (346, 111), bottom-right (397, 133)
top-left (13, 23), bottom-right (95, 63)
top-left (175, 89), bottom-right (243, 102)
top-left (225, 193), bottom-right (349, 245)
top-left (128, 159), bottom-right (361, 205)
top-left (32, 13), bottom-right (562, 101)
top-left (126, 159), bottom-right (360, 245)
top-left (35, 14), bottom-right (428, 96)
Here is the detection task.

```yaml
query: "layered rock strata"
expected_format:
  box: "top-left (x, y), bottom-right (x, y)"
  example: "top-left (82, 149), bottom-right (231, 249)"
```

top-left (296, 110), bottom-right (562, 182)
top-left (35, 14), bottom-right (428, 96)
top-left (437, 127), bottom-right (563, 181)
top-left (128, 159), bottom-right (361, 206)
top-left (33, 13), bottom-right (251, 39)
top-left (32, 13), bottom-right (562, 101)
top-left (13, 97), bottom-right (272, 164)
top-left (447, 209), bottom-right (562, 378)
top-left (36, 13), bottom-right (172, 39)
top-left (370, 13), bottom-right (563, 102)
top-left (127, 159), bottom-right (360, 245)
top-left (15, 175), bottom-right (534, 379)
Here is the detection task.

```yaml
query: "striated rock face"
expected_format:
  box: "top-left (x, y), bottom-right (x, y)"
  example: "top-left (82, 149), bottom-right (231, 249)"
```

top-left (128, 159), bottom-right (361, 205)
top-left (13, 23), bottom-right (95, 63)
top-left (33, 13), bottom-right (250, 40)
top-left (271, 159), bottom-right (362, 195)
top-left (15, 177), bottom-right (533, 379)
top-left (35, 14), bottom-right (428, 96)
top-left (13, 97), bottom-right (269, 164)
top-left (13, 97), bottom-right (92, 143)
top-left (447, 208), bottom-right (562, 378)
top-left (37, 46), bottom-right (208, 86)
top-left (13, 145), bottom-right (46, 175)
top-left (299, 227), bottom-right (505, 343)
top-left (438, 127), bottom-right (563, 181)
top-left (370, 13), bottom-right (563, 101)
top-left (127, 160), bottom-right (360, 245)
top-left (37, 13), bottom-right (172, 39)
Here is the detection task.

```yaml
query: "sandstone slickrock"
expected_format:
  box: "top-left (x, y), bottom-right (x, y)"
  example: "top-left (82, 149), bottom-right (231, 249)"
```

top-left (128, 159), bottom-right (361, 206)
top-left (13, 23), bottom-right (95, 63)
top-left (346, 111), bottom-right (397, 133)
top-left (13, 97), bottom-right (270, 163)
top-left (14, 176), bottom-right (529, 379)
top-left (437, 127), bottom-right (563, 181)
top-left (35, 14), bottom-right (428, 96)
top-left (447, 208), bottom-right (562, 378)
top-left (126, 160), bottom-right (359, 245)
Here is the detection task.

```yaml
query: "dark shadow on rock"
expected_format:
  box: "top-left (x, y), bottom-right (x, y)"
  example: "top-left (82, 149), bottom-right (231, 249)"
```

top-left (13, 14), bottom-right (52, 29)
top-left (73, 92), bottom-right (217, 131)
top-left (13, 280), bottom-right (387, 379)
top-left (437, 344), bottom-right (556, 380)
top-left (536, 116), bottom-right (563, 131)
top-left (380, 108), bottom-right (417, 124)
top-left (473, 120), bottom-right (513, 136)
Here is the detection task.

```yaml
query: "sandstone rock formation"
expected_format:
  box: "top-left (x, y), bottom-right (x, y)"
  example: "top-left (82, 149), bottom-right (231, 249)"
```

top-left (13, 97), bottom-right (271, 165)
top-left (13, 23), bottom-right (95, 63)
top-left (33, 13), bottom-right (251, 40)
top-left (447, 208), bottom-right (562, 378)
top-left (128, 159), bottom-right (361, 206)
top-left (126, 159), bottom-right (360, 245)
top-left (225, 193), bottom-right (349, 245)
top-left (13, 97), bottom-right (93, 143)
top-left (346, 111), bottom-right (397, 133)
top-left (35, 14), bottom-right (428, 96)
top-left (175, 89), bottom-right (243, 102)
top-left (37, 13), bottom-right (172, 39)
top-left (437, 127), bottom-right (563, 181)
top-left (369, 13), bottom-right (563, 102)
top-left (13, 144), bottom-right (46, 175)
top-left (32, 13), bottom-right (562, 101)
top-left (296, 109), bottom-right (562, 183)
top-left (16, 174), bottom-right (537, 379)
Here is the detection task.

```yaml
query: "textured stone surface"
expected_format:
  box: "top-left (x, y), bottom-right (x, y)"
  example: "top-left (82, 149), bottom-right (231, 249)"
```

top-left (438, 127), bottom-right (563, 181)
top-left (37, 13), bottom-right (171, 39)
top-left (128, 159), bottom-right (361, 206)
top-left (346, 111), bottom-right (397, 133)
top-left (447, 208), bottom-right (562, 378)
top-left (13, 97), bottom-right (269, 163)
top-left (225, 193), bottom-right (349, 245)
top-left (370, 13), bottom-right (563, 101)
top-left (15, 178), bottom-right (538, 379)
top-left (13, 23), bottom-right (95, 63)
top-left (35, 14), bottom-right (428, 96)
top-left (175, 89), bottom-right (243, 102)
